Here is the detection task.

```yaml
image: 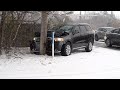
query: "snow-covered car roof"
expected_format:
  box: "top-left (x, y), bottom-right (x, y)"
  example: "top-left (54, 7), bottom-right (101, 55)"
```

top-left (67, 23), bottom-right (90, 26)
top-left (98, 27), bottom-right (115, 29)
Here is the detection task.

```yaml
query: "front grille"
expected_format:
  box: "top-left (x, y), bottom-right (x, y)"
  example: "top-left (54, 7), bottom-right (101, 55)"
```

top-left (46, 37), bottom-right (52, 51)
top-left (46, 37), bottom-right (58, 51)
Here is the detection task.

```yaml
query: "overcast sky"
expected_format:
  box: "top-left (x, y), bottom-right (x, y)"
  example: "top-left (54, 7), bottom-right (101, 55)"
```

top-left (74, 11), bottom-right (120, 14)
top-left (74, 11), bottom-right (120, 18)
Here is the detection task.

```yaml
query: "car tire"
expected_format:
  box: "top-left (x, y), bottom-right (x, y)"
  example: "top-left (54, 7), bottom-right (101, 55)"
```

top-left (105, 39), bottom-right (112, 47)
top-left (61, 42), bottom-right (72, 56)
top-left (95, 35), bottom-right (99, 41)
top-left (34, 52), bottom-right (40, 55)
top-left (85, 41), bottom-right (93, 52)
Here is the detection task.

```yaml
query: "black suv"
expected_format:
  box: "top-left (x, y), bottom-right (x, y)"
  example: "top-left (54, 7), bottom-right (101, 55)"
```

top-left (105, 28), bottom-right (120, 47)
top-left (95, 27), bottom-right (115, 41)
top-left (30, 23), bottom-right (95, 56)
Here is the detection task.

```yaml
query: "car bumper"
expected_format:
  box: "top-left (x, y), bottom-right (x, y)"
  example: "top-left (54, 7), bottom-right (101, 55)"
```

top-left (31, 41), bottom-right (64, 53)
top-left (46, 41), bottom-right (64, 53)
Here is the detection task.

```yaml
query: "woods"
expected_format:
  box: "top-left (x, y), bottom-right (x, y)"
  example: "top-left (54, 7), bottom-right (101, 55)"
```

top-left (0, 11), bottom-right (34, 55)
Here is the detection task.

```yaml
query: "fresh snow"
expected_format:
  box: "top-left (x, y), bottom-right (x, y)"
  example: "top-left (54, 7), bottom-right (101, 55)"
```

top-left (0, 41), bottom-right (120, 79)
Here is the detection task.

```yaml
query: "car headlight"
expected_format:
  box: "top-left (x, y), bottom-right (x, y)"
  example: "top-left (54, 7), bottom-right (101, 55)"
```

top-left (104, 36), bottom-right (107, 40)
top-left (54, 38), bottom-right (64, 41)
top-left (33, 37), bottom-right (36, 40)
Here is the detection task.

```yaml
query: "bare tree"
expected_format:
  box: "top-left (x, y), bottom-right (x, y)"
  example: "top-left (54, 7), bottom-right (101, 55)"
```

top-left (10, 11), bottom-right (28, 47)
top-left (48, 11), bottom-right (73, 30)
top-left (0, 11), bottom-right (31, 55)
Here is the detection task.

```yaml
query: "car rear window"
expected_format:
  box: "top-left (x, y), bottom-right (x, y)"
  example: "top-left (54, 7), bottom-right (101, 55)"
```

top-left (98, 27), bottom-right (114, 32)
top-left (106, 28), bottom-right (115, 31)
top-left (111, 29), bottom-right (119, 34)
top-left (98, 28), bottom-right (106, 32)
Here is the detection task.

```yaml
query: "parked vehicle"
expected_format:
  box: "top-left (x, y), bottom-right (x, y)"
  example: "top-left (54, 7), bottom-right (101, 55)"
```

top-left (105, 28), bottom-right (120, 47)
top-left (30, 23), bottom-right (95, 56)
top-left (95, 27), bottom-right (115, 41)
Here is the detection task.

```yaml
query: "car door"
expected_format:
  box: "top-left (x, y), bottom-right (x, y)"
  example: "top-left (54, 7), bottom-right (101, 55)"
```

top-left (72, 25), bottom-right (81, 48)
top-left (97, 28), bottom-right (105, 39)
top-left (85, 25), bottom-right (94, 42)
top-left (117, 29), bottom-right (120, 45)
top-left (110, 29), bottom-right (120, 44)
top-left (101, 28), bottom-right (107, 39)
top-left (79, 25), bottom-right (88, 46)
top-left (97, 28), bottom-right (102, 38)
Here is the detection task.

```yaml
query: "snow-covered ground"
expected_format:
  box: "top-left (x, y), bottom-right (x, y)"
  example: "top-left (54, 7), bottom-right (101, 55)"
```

top-left (0, 41), bottom-right (120, 79)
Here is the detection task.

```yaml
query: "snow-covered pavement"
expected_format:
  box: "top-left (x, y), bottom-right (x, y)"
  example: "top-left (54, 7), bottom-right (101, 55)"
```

top-left (0, 41), bottom-right (120, 79)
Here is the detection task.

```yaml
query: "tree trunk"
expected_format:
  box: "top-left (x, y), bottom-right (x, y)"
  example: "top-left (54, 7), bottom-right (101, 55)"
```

top-left (0, 11), bottom-right (6, 55)
top-left (40, 11), bottom-right (48, 55)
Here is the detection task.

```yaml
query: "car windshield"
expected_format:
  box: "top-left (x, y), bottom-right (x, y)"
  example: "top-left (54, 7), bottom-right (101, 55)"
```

top-left (98, 27), bottom-right (115, 32)
top-left (106, 28), bottom-right (115, 31)
top-left (47, 25), bottom-right (73, 37)
top-left (55, 25), bottom-right (73, 33)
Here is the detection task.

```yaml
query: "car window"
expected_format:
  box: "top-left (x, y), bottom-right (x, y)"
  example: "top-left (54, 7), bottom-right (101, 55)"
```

top-left (99, 28), bottom-right (106, 32)
top-left (111, 29), bottom-right (119, 34)
top-left (104, 28), bottom-right (115, 33)
top-left (73, 26), bottom-right (80, 34)
top-left (98, 28), bottom-right (105, 32)
top-left (118, 29), bottom-right (120, 34)
top-left (79, 25), bottom-right (87, 34)
top-left (98, 28), bottom-right (103, 31)
top-left (102, 28), bottom-right (107, 32)
top-left (85, 25), bottom-right (92, 31)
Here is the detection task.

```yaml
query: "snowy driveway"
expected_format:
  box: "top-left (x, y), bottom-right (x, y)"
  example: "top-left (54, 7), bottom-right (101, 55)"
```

top-left (0, 41), bottom-right (120, 79)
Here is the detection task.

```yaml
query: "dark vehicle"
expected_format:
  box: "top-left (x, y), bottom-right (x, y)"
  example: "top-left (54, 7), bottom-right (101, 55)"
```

top-left (105, 28), bottom-right (120, 47)
top-left (30, 23), bottom-right (95, 56)
top-left (95, 27), bottom-right (115, 41)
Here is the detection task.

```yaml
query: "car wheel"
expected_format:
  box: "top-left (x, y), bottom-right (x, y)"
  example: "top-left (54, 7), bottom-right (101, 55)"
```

top-left (95, 35), bottom-right (99, 41)
top-left (34, 52), bottom-right (40, 55)
top-left (61, 42), bottom-right (72, 56)
top-left (85, 41), bottom-right (93, 52)
top-left (105, 39), bottom-right (112, 47)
